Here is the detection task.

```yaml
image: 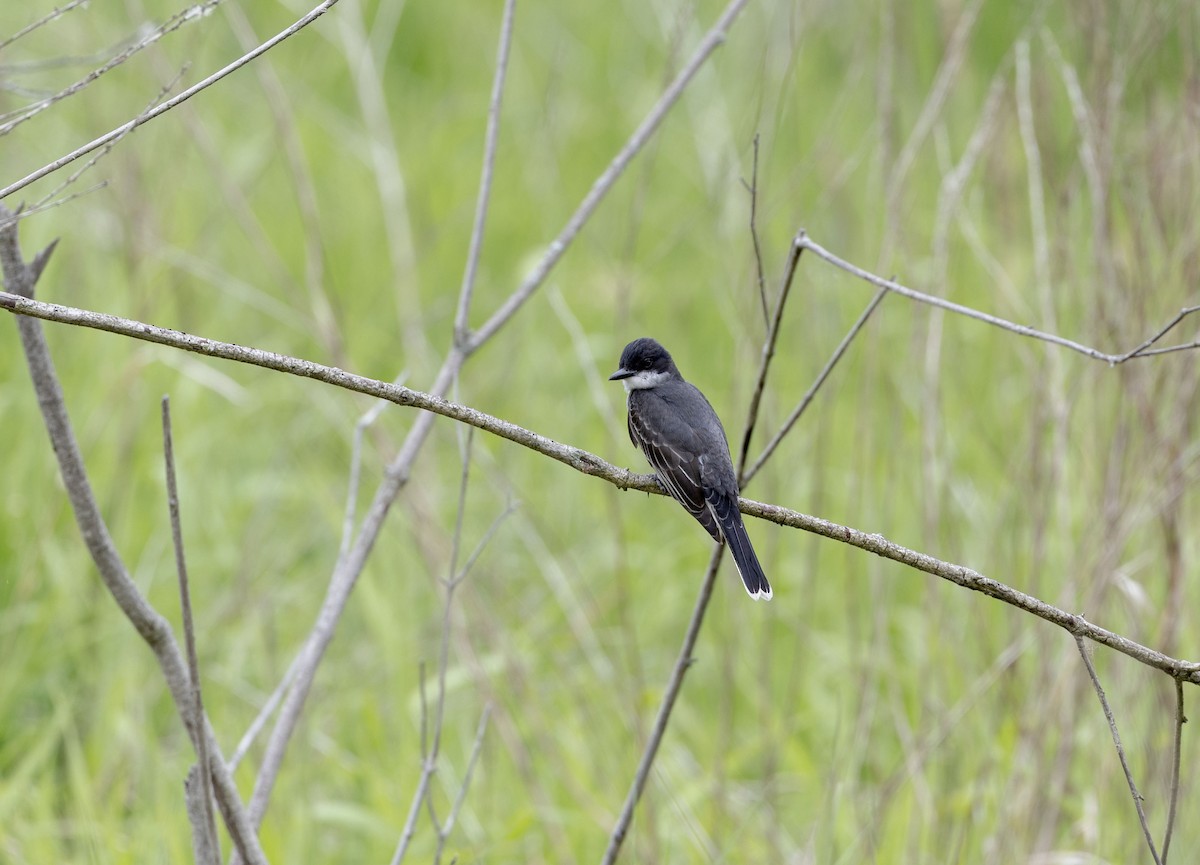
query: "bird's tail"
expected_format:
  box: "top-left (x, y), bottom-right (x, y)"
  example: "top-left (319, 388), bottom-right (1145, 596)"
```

top-left (708, 490), bottom-right (772, 600)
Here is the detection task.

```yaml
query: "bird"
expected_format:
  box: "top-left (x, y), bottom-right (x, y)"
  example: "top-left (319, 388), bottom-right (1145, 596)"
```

top-left (609, 337), bottom-right (772, 600)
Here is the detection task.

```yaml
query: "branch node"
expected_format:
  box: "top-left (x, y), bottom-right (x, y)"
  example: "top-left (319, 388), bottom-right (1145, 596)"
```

top-left (32, 238), bottom-right (60, 283)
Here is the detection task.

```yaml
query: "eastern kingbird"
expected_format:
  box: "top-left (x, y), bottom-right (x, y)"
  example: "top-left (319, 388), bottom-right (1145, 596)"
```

top-left (609, 337), bottom-right (772, 600)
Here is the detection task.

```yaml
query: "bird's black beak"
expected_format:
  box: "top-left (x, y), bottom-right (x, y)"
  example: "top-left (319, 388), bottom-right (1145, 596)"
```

top-left (608, 367), bottom-right (633, 381)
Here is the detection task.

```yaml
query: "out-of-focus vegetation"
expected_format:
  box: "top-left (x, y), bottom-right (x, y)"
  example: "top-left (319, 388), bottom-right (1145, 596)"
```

top-left (1, 0), bottom-right (1197, 861)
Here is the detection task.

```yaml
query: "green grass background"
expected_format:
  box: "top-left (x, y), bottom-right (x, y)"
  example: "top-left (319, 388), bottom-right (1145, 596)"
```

top-left (2, 0), bottom-right (1198, 862)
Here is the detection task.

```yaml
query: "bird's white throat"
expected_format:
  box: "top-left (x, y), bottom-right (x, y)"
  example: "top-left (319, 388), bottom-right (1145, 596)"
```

top-left (622, 370), bottom-right (672, 391)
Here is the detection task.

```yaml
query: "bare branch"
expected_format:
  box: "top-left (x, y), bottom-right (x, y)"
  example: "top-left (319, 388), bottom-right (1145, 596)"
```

top-left (744, 133), bottom-right (769, 328)
top-left (744, 287), bottom-right (887, 486)
top-left (29, 238), bottom-right (60, 285)
top-left (0, 210), bottom-right (267, 865)
top-left (463, 0), bottom-right (752, 352)
top-left (391, 428), bottom-right (504, 863)
top-left (392, 663), bottom-right (434, 865)
top-left (749, 500), bottom-right (1200, 683)
top-left (1134, 339), bottom-right (1200, 359)
top-left (18, 182), bottom-right (109, 221)
top-left (27, 67), bottom-right (192, 213)
top-left (0, 0), bottom-right (340, 202)
top-left (1114, 306), bottom-right (1200, 363)
top-left (0, 0), bottom-right (222, 137)
top-left (1074, 636), bottom-right (1161, 865)
top-left (736, 231), bottom-right (805, 479)
top-left (0, 0), bottom-right (90, 55)
top-left (2, 289), bottom-right (1199, 685)
top-left (601, 543), bottom-right (725, 865)
top-left (451, 500), bottom-right (518, 590)
top-left (434, 703), bottom-right (491, 865)
top-left (1163, 678), bottom-right (1185, 863)
top-left (795, 235), bottom-right (1200, 364)
top-left (229, 654), bottom-right (301, 772)
top-left (162, 396), bottom-right (219, 863)
top-left (339, 388), bottom-right (402, 567)
top-left (454, 0), bottom-right (517, 348)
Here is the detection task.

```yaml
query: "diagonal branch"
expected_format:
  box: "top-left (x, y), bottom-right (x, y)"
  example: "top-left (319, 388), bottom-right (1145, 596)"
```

top-left (434, 702), bottom-right (491, 865)
top-left (744, 286), bottom-right (887, 486)
top-left (1162, 678), bottom-right (1185, 863)
top-left (0, 0), bottom-right (340, 202)
top-left (0, 0), bottom-right (90, 54)
top-left (0, 0), bottom-right (224, 137)
top-left (743, 133), bottom-right (769, 328)
top-left (393, 662), bottom-right (433, 864)
top-left (0, 211), bottom-right (268, 864)
top-left (797, 235), bottom-right (1200, 364)
top-left (601, 544), bottom-right (725, 864)
top-left (162, 396), bottom-right (220, 864)
top-left (736, 231), bottom-right (804, 481)
top-left (454, 0), bottom-right (517, 348)
top-left (1074, 636), bottom-right (1162, 865)
top-left (463, 0), bottom-right (751, 353)
top-left (2, 289), bottom-right (1199, 685)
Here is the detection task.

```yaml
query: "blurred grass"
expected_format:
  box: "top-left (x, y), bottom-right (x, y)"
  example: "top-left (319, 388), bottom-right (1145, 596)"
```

top-left (1, 0), bottom-right (1198, 862)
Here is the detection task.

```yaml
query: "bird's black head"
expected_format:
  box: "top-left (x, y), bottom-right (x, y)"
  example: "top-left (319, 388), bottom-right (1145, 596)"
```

top-left (608, 337), bottom-right (681, 386)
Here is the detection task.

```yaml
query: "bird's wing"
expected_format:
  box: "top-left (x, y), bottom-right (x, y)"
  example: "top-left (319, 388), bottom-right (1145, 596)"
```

top-left (628, 392), bottom-right (723, 542)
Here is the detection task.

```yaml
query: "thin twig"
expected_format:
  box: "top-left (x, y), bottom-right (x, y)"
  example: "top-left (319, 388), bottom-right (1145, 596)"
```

top-left (0, 0), bottom-right (90, 54)
top-left (391, 428), bottom-right (506, 865)
top-left (339, 390), bottom-right (402, 567)
top-left (429, 429), bottom-right (476, 810)
top-left (1114, 306), bottom-right (1200, 362)
top-left (454, 502), bottom-right (519, 589)
top-left (3, 289), bottom-right (1200, 684)
top-left (744, 287), bottom-right (887, 486)
top-left (222, 3), bottom-right (341, 365)
top-left (393, 663), bottom-right (433, 865)
top-left (1074, 635), bottom-right (1162, 865)
top-left (464, 0), bottom-right (752, 353)
top-left (744, 133), bottom-right (769, 328)
top-left (795, 235), bottom-right (1200, 365)
top-left (0, 1), bottom-right (222, 137)
top-left (445, 427), bottom-right (475, 584)
top-left (0, 69), bottom-right (188, 230)
top-left (1162, 678), bottom-right (1185, 863)
top-left (229, 654), bottom-right (301, 772)
top-left (433, 703), bottom-right (491, 865)
top-left (601, 543), bottom-right (724, 865)
top-left (19, 182), bottom-right (110, 220)
top-left (0, 209), bottom-right (267, 865)
top-left (162, 396), bottom-right (219, 863)
top-left (330, 0), bottom-right (433, 357)
top-left (30, 67), bottom-right (191, 212)
top-left (1135, 339), bottom-right (1200, 358)
top-left (736, 231), bottom-right (806, 479)
top-left (0, 0), bottom-right (340, 202)
top-left (454, 0), bottom-right (517, 348)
